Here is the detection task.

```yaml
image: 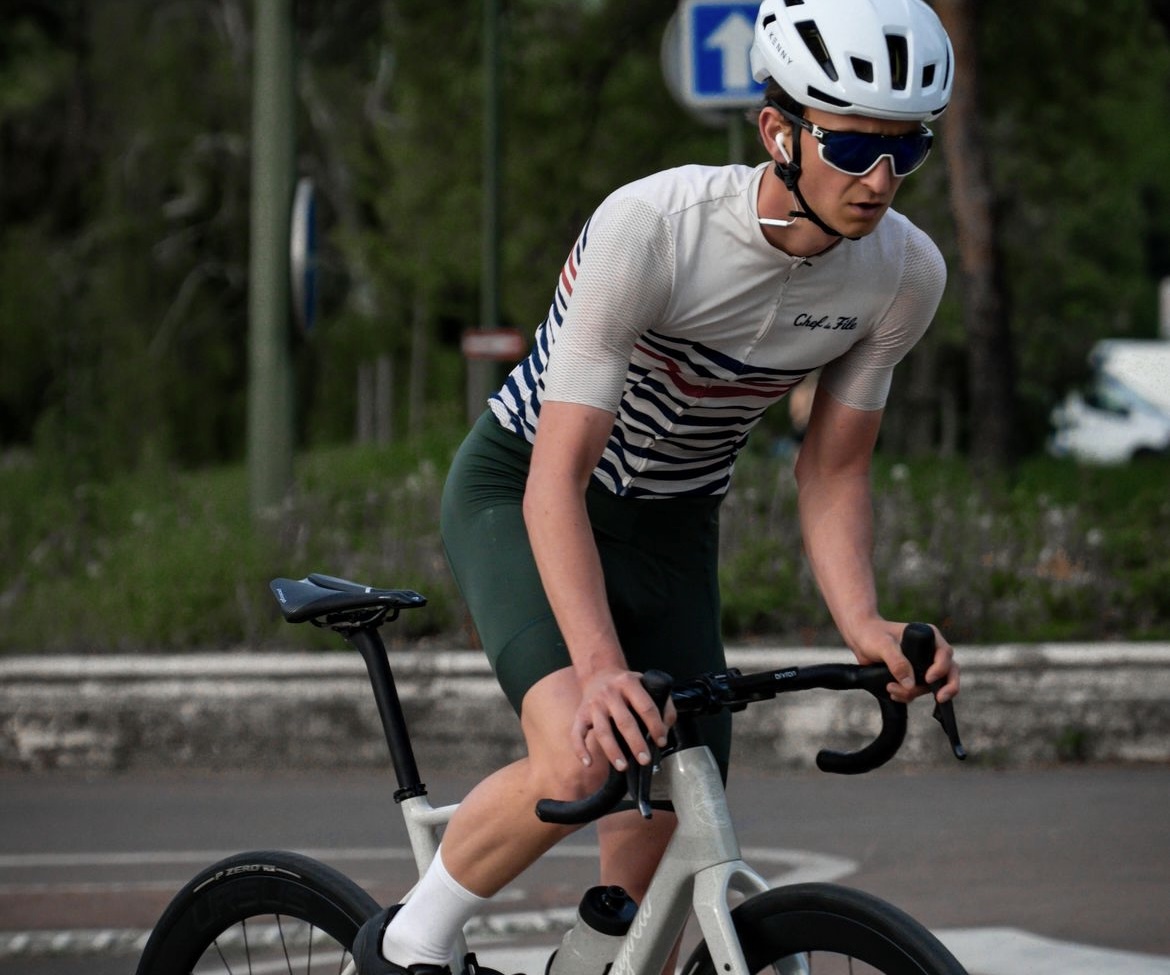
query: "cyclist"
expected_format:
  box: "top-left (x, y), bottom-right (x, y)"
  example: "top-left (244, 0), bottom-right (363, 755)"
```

top-left (356, 1), bottom-right (959, 972)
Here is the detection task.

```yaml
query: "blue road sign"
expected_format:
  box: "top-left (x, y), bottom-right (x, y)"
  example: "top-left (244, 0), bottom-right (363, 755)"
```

top-left (681, 0), bottom-right (764, 109)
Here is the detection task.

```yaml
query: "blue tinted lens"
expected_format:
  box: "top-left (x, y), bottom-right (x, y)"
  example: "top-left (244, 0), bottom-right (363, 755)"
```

top-left (820, 130), bottom-right (933, 177)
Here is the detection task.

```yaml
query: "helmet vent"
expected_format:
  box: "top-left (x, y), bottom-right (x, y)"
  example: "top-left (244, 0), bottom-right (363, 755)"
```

top-left (783, 0), bottom-right (805, 6)
top-left (922, 63), bottom-right (936, 88)
top-left (805, 85), bottom-right (850, 109)
top-left (795, 20), bottom-right (838, 81)
top-left (885, 34), bottom-right (909, 91)
top-left (851, 57), bottom-right (875, 84)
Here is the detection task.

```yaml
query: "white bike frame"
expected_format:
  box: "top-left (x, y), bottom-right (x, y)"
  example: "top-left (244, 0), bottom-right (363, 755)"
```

top-left (347, 744), bottom-right (795, 975)
top-left (271, 577), bottom-right (960, 975)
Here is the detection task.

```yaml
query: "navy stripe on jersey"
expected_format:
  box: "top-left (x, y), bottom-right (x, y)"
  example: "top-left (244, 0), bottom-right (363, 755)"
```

top-left (491, 220), bottom-right (591, 440)
top-left (490, 228), bottom-right (812, 498)
top-left (582, 330), bottom-right (807, 495)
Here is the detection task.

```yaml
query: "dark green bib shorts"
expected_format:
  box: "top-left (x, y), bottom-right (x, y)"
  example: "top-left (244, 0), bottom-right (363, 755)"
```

top-left (440, 411), bottom-right (732, 778)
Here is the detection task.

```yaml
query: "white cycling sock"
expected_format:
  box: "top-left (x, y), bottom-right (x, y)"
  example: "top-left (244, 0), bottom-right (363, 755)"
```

top-left (382, 846), bottom-right (488, 968)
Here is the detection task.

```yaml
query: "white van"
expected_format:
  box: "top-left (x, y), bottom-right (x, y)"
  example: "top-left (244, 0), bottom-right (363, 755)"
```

top-left (1048, 339), bottom-right (1170, 464)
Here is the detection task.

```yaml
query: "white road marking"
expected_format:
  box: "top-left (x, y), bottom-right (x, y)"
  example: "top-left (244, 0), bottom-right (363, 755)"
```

top-left (936, 928), bottom-right (1170, 975)
top-left (0, 847), bottom-right (419, 869)
top-left (3, 846), bottom-right (1167, 974)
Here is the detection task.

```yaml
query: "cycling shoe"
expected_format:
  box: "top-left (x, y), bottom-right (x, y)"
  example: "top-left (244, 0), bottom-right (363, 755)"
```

top-left (352, 905), bottom-right (452, 975)
top-left (462, 952), bottom-right (518, 975)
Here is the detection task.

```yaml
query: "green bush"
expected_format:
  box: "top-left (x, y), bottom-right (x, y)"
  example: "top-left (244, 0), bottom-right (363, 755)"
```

top-left (719, 442), bottom-right (1170, 645)
top-left (1, 435), bottom-right (1168, 655)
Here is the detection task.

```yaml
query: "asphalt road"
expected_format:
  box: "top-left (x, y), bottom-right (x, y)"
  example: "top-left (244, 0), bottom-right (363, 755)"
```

top-left (1, 763), bottom-right (1168, 974)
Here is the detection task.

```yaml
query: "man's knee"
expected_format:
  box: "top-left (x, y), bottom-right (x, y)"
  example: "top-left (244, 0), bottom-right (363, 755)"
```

top-left (527, 747), bottom-right (612, 800)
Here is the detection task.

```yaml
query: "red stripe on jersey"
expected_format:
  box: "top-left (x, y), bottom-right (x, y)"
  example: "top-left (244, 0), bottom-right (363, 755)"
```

top-left (560, 250), bottom-right (578, 297)
top-left (635, 343), bottom-right (794, 400)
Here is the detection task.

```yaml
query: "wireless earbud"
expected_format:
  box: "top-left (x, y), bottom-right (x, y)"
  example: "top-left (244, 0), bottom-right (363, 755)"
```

top-left (760, 127), bottom-right (805, 225)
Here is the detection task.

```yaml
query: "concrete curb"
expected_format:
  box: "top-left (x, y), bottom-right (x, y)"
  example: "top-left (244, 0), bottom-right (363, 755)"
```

top-left (2, 644), bottom-right (1168, 773)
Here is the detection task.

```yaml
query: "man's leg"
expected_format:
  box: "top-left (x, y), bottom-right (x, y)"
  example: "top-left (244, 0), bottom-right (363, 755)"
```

top-left (439, 667), bottom-right (600, 892)
top-left (597, 809), bottom-right (676, 902)
top-left (382, 666), bottom-right (670, 966)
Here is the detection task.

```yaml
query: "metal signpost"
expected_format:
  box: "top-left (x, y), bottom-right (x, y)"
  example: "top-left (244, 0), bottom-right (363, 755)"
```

top-left (247, 0), bottom-right (296, 517)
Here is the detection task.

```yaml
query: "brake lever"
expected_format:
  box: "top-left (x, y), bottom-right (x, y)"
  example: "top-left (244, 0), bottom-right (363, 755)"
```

top-left (932, 697), bottom-right (967, 760)
top-left (621, 737), bottom-right (659, 819)
top-left (623, 670), bottom-right (674, 819)
top-left (901, 623), bottom-right (968, 761)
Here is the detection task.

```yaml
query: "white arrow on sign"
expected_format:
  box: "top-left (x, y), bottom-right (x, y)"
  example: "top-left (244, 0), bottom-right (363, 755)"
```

top-left (705, 11), bottom-right (755, 91)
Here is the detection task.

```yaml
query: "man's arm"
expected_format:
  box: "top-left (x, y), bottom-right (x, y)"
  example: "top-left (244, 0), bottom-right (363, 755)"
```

top-left (794, 385), bottom-right (959, 703)
top-left (523, 400), bottom-right (673, 769)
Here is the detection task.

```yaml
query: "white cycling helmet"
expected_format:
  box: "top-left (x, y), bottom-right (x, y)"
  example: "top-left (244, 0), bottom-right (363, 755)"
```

top-left (750, 0), bottom-right (953, 121)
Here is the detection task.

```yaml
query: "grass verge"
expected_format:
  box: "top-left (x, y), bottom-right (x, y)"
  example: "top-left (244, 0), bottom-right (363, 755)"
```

top-left (2, 436), bottom-right (1168, 654)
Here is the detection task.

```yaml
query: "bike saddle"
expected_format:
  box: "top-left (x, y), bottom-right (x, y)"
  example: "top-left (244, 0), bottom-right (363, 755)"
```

top-left (270, 574), bottom-right (427, 626)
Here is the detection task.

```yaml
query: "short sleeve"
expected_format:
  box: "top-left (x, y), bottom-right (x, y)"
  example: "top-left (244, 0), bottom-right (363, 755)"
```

top-left (541, 196), bottom-right (675, 412)
top-left (819, 225), bottom-right (946, 411)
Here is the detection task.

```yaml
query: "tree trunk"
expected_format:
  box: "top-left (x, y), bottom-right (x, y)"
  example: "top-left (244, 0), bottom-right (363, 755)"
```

top-left (932, 0), bottom-right (1019, 469)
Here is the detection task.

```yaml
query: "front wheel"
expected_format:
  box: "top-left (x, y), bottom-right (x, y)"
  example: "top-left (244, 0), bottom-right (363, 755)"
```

top-left (135, 850), bottom-right (381, 975)
top-left (681, 883), bottom-right (967, 975)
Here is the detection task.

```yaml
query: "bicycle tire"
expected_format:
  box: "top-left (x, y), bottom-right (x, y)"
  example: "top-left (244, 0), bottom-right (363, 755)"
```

top-left (135, 849), bottom-right (381, 975)
top-left (680, 882), bottom-right (967, 975)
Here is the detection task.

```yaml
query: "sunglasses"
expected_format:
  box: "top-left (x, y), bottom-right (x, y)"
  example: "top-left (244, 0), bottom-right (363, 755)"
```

top-left (776, 105), bottom-right (933, 178)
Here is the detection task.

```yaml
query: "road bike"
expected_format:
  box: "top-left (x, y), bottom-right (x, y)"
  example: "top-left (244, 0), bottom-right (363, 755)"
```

top-left (135, 572), bottom-right (969, 975)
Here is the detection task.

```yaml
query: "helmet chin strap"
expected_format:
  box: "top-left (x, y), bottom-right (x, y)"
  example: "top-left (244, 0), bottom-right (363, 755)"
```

top-left (759, 126), bottom-right (862, 242)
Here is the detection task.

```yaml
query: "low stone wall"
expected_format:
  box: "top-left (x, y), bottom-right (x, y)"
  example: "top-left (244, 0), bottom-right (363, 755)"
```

top-left (1, 643), bottom-right (1168, 774)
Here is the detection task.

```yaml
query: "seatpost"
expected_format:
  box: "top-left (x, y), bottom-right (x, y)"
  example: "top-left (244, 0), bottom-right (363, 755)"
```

top-left (345, 626), bottom-right (427, 800)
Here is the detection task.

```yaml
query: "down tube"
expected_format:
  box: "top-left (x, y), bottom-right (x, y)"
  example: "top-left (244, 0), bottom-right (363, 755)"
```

top-left (606, 860), bottom-right (695, 975)
top-left (607, 747), bottom-right (769, 975)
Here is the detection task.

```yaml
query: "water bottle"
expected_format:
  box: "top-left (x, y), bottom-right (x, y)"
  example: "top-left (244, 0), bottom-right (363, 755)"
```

top-left (546, 885), bottom-right (638, 975)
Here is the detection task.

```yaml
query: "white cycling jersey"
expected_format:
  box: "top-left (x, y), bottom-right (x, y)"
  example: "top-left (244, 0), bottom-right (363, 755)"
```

top-left (490, 162), bottom-right (945, 498)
